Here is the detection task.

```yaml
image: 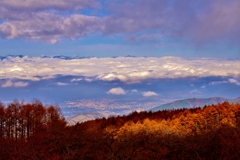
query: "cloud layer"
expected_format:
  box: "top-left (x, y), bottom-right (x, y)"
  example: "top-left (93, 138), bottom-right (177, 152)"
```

top-left (0, 0), bottom-right (240, 44)
top-left (0, 56), bottom-right (240, 85)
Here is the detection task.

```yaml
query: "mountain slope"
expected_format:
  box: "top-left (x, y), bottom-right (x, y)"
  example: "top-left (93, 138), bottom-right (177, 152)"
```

top-left (151, 97), bottom-right (228, 112)
top-left (229, 97), bottom-right (240, 104)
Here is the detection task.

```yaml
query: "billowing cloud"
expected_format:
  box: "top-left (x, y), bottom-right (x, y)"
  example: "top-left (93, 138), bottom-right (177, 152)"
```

top-left (107, 87), bottom-right (126, 95)
top-left (0, 56), bottom-right (240, 83)
top-left (0, 0), bottom-right (99, 11)
top-left (0, 0), bottom-right (101, 43)
top-left (0, 0), bottom-right (240, 44)
top-left (0, 13), bottom-right (102, 44)
top-left (142, 91), bottom-right (158, 97)
top-left (1, 80), bottom-right (28, 88)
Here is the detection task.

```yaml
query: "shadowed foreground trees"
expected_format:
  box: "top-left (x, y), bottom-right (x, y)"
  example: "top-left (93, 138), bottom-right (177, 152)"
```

top-left (0, 100), bottom-right (65, 140)
top-left (0, 101), bottom-right (240, 159)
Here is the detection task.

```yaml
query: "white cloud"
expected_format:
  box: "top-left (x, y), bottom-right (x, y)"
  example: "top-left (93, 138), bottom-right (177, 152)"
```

top-left (14, 81), bottom-right (28, 87)
top-left (107, 87), bottom-right (126, 95)
top-left (71, 78), bottom-right (83, 82)
top-left (142, 91), bottom-right (158, 97)
top-left (71, 77), bottom-right (93, 82)
top-left (190, 89), bottom-right (200, 94)
top-left (85, 78), bottom-right (93, 82)
top-left (1, 80), bottom-right (13, 88)
top-left (57, 82), bottom-right (68, 86)
top-left (0, 56), bottom-right (240, 83)
top-left (1, 80), bottom-right (28, 88)
top-left (210, 81), bottom-right (228, 85)
top-left (229, 78), bottom-right (240, 85)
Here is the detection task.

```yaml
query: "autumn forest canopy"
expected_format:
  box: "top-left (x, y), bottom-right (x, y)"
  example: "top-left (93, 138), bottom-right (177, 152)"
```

top-left (0, 100), bottom-right (240, 159)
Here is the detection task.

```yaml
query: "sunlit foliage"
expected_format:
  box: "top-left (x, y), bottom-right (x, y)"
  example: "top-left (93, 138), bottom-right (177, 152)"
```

top-left (1, 100), bottom-right (240, 159)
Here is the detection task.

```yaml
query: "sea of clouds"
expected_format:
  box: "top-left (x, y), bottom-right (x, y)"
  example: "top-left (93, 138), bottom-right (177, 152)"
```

top-left (0, 56), bottom-right (240, 88)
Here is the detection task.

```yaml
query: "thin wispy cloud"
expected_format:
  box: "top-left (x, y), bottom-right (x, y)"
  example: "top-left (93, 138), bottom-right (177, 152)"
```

top-left (57, 82), bottom-right (68, 86)
top-left (229, 78), bottom-right (240, 85)
top-left (1, 80), bottom-right (28, 88)
top-left (131, 89), bottom-right (138, 93)
top-left (209, 81), bottom-right (228, 85)
top-left (1, 80), bottom-right (12, 88)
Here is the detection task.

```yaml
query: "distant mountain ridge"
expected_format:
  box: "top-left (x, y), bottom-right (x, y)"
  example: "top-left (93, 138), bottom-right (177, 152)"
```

top-left (151, 97), bottom-right (240, 112)
top-left (0, 55), bottom-right (94, 60)
top-left (0, 55), bottom-right (137, 60)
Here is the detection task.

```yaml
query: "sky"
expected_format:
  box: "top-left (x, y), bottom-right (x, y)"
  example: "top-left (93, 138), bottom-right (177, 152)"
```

top-left (0, 0), bottom-right (240, 120)
top-left (0, 0), bottom-right (240, 58)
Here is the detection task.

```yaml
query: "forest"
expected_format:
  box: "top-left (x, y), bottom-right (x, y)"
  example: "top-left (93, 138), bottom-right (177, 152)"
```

top-left (0, 100), bottom-right (240, 160)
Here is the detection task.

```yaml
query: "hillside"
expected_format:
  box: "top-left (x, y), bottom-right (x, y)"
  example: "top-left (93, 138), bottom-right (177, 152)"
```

top-left (229, 97), bottom-right (240, 104)
top-left (151, 97), bottom-right (240, 112)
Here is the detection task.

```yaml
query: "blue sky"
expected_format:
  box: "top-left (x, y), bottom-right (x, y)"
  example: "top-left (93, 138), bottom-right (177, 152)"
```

top-left (0, 0), bottom-right (240, 120)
